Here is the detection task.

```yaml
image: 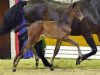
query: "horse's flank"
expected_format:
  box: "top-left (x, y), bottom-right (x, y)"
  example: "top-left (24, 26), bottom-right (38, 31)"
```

top-left (28, 21), bottom-right (71, 40)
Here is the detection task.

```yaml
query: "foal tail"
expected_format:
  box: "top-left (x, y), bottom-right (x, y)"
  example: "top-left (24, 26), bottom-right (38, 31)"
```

top-left (14, 23), bottom-right (30, 33)
top-left (0, 1), bottom-right (27, 35)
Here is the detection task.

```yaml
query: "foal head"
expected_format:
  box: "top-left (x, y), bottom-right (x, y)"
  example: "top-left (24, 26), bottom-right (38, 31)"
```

top-left (67, 2), bottom-right (84, 21)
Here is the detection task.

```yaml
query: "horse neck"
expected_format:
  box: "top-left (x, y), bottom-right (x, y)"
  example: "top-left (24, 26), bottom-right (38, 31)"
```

top-left (67, 14), bottom-right (74, 25)
top-left (61, 12), bottom-right (74, 26)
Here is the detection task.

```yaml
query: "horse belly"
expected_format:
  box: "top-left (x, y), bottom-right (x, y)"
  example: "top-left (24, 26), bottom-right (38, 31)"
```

top-left (44, 30), bottom-right (67, 39)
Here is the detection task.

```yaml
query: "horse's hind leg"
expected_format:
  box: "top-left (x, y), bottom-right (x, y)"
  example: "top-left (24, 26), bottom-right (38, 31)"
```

top-left (33, 41), bottom-right (53, 70)
top-left (13, 39), bottom-right (32, 72)
top-left (36, 45), bottom-right (54, 71)
top-left (31, 45), bottom-right (39, 67)
top-left (63, 37), bottom-right (83, 65)
top-left (51, 39), bottom-right (62, 66)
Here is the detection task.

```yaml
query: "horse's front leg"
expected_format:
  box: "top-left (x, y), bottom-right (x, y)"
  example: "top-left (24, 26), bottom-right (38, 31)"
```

top-left (80, 33), bottom-right (97, 61)
top-left (63, 37), bottom-right (83, 65)
top-left (51, 39), bottom-right (62, 66)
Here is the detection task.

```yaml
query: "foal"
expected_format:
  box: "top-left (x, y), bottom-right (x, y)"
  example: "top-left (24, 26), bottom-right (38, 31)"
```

top-left (13, 2), bottom-right (84, 71)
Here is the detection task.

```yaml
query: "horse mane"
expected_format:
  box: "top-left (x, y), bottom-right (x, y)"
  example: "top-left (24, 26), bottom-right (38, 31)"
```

top-left (60, 3), bottom-right (76, 24)
top-left (60, 9), bottom-right (68, 23)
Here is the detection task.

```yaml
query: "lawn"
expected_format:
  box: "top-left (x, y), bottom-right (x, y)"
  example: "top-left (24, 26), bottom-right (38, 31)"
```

top-left (0, 58), bottom-right (100, 75)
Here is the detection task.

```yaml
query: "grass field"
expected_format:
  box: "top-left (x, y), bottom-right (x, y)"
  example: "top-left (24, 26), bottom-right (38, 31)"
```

top-left (0, 58), bottom-right (100, 75)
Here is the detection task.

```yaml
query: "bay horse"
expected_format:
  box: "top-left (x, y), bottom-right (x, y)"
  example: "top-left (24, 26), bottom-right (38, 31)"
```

top-left (0, 0), bottom-right (82, 71)
top-left (12, 2), bottom-right (84, 71)
top-left (0, 0), bottom-right (99, 71)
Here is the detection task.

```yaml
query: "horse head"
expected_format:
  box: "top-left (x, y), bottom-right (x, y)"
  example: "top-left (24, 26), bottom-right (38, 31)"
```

top-left (68, 2), bottom-right (84, 21)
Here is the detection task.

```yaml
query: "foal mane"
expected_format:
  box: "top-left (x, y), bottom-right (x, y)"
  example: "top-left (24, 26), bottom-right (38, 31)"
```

top-left (60, 2), bottom-right (78, 24)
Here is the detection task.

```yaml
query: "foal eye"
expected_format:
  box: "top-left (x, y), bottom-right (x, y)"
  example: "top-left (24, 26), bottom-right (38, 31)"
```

top-left (75, 10), bottom-right (78, 12)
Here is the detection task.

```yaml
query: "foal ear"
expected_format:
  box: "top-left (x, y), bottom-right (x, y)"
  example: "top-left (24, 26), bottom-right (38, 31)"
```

top-left (72, 2), bottom-right (77, 8)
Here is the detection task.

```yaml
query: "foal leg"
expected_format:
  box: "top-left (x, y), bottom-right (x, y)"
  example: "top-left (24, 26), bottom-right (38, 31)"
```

top-left (31, 45), bottom-right (39, 67)
top-left (51, 39), bottom-right (62, 66)
top-left (63, 37), bottom-right (83, 65)
top-left (13, 40), bottom-right (32, 72)
top-left (36, 46), bottom-right (54, 70)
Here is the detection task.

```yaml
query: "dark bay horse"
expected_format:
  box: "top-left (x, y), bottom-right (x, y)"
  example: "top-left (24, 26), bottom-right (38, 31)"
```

top-left (13, 3), bottom-right (84, 71)
top-left (71, 0), bottom-right (100, 64)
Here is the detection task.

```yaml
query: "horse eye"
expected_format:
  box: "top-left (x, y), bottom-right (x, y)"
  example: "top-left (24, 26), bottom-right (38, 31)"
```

top-left (75, 10), bottom-right (78, 12)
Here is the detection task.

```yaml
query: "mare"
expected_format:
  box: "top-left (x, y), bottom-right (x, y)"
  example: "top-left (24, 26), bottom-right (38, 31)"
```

top-left (13, 2), bottom-right (84, 72)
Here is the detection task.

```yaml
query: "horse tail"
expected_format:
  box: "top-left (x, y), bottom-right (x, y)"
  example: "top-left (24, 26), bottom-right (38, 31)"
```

top-left (0, 1), bottom-right (27, 35)
top-left (14, 23), bottom-right (30, 33)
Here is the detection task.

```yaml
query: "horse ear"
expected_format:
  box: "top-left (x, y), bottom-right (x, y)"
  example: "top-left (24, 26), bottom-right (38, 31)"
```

top-left (72, 2), bottom-right (77, 8)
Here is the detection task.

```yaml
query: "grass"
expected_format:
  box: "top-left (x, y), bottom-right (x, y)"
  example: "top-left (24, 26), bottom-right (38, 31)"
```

top-left (0, 58), bottom-right (100, 75)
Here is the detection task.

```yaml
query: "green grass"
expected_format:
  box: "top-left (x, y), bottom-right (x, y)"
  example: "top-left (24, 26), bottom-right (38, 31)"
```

top-left (1, 58), bottom-right (100, 69)
top-left (0, 58), bottom-right (100, 75)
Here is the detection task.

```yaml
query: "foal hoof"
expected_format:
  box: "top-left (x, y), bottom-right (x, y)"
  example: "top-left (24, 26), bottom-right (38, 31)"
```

top-left (76, 56), bottom-right (82, 65)
top-left (12, 68), bottom-right (16, 72)
top-left (50, 65), bottom-right (54, 71)
top-left (35, 63), bottom-right (39, 67)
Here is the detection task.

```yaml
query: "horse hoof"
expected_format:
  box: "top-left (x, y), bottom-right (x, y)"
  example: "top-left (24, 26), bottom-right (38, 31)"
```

top-left (76, 59), bottom-right (81, 65)
top-left (76, 56), bottom-right (82, 65)
top-left (35, 63), bottom-right (39, 67)
top-left (50, 65), bottom-right (54, 71)
top-left (12, 69), bottom-right (16, 72)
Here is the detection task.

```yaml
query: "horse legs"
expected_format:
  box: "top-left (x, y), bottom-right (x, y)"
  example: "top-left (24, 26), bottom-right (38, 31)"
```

top-left (31, 45), bottom-right (39, 67)
top-left (13, 40), bottom-right (32, 72)
top-left (63, 37), bottom-right (83, 65)
top-left (32, 43), bottom-right (53, 70)
top-left (36, 45), bottom-right (54, 70)
top-left (78, 33), bottom-right (97, 62)
top-left (50, 39), bottom-right (62, 66)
